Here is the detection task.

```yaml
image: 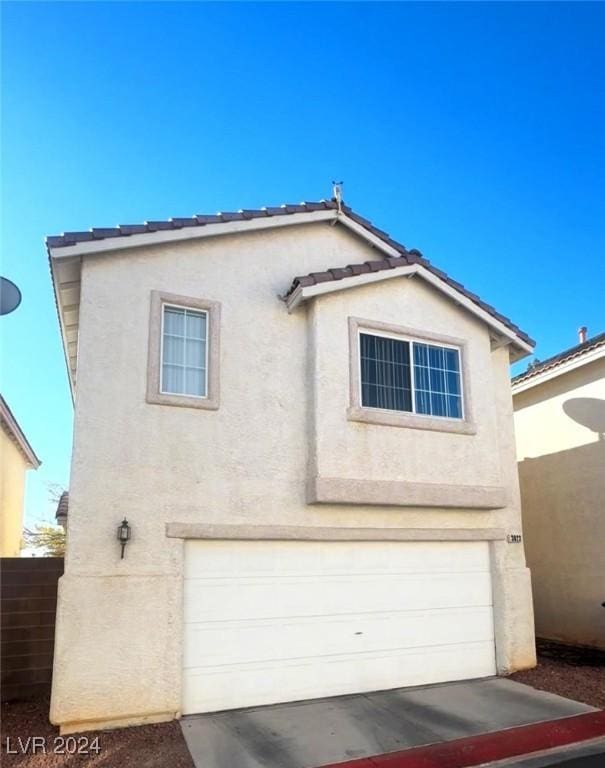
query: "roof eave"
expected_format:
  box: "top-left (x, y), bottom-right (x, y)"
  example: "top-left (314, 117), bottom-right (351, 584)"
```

top-left (47, 209), bottom-right (339, 261)
top-left (288, 263), bottom-right (534, 360)
top-left (285, 263), bottom-right (419, 312)
top-left (512, 343), bottom-right (605, 394)
top-left (48, 203), bottom-right (535, 388)
top-left (0, 396), bottom-right (41, 469)
top-left (48, 247), bottom-right (78, 401)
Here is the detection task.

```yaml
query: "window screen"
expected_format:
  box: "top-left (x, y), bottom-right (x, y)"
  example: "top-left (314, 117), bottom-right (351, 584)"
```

top-left (413, 342), bottom-right (462, 418)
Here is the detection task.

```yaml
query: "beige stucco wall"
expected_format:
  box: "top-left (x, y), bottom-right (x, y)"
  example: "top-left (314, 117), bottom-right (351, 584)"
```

top-left (514, 358), bottom-right (605, 650)
top-left (310, 281), bottom-right (502, 488)
top-left (0, 429), bottom-right (28, 556)
top-left (51, 221), bottom-right (535, 733)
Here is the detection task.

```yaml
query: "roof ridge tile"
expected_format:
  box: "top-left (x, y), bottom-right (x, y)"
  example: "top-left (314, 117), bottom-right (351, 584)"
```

top-left (118, 224), bottom-right (148, 235)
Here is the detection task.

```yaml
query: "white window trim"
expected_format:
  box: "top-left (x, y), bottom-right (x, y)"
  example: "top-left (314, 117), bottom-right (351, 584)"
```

top-left (348, 317), bottom-right (476, 435)
top-left (159, 303), bottom-right (210, 399)
top-left (147, 291), bottom-right (221, 410)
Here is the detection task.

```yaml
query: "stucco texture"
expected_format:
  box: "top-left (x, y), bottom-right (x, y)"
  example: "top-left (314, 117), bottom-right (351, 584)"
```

top-left (514, 358), bottom-right (605, 650)
top-left (51, 220), bottom-right (535, 732)
top-left (0, 430), bottom-right (28, 556)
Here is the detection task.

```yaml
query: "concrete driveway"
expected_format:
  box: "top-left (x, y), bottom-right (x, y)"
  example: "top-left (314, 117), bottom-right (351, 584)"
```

top-left (180, 677), bottom-right (597, 768)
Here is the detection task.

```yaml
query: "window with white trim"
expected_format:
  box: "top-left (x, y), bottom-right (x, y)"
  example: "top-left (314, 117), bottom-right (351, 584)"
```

top-left (161, 305), bottom-right (208, 397)
top-left (147, 291), bottom-right (220, 410)
top-left (359, 332), bottom-right (463, 419)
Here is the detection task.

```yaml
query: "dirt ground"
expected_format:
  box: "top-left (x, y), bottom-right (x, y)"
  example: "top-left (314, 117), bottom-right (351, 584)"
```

top-left (511, 640), bottom-right (605, 710)
top-left (0, 697), bottom-right (194, 768)
top-left (2, 642), bottom-right (603, 767)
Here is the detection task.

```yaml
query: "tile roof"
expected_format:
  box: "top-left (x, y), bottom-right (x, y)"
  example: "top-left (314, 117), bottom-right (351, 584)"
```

top-left (45, 201), bottom-right (340, 249)
top-left (512, 330), bottom-right (605, 385)
top-left (55, 491), bottom-right (69, 522)
top-left (46, 199), bottom-right (533, 347)
top-left (286, 212), bottom-right (534, 345)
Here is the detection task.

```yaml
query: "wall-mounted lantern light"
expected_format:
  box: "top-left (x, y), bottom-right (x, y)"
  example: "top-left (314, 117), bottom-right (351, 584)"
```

top-left (117, 518), bottom-right (131, 559)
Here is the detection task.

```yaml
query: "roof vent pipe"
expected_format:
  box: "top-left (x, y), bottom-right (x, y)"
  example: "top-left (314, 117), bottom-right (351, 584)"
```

top-left (332, 181), bottom-right (343, 214)
top-left (578, 326), bottom-right (588, 344)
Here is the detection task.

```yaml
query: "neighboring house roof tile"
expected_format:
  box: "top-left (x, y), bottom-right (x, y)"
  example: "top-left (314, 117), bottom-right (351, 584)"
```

top-left (512, 331), bottom-right (605, 386)
top-left (0, 394), bottom-right (41, 469)
top-left (55, 491), bottom-right (69, 522)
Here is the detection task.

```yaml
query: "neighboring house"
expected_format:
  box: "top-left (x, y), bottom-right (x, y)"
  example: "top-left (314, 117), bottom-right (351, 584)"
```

top-left (55, 490), bottom-right (68, 530)
top-left (512, 330), bottom-right (605, 651)
top-left (48, 197), bottom-right (537, 734)
top-left (0, 395), bottom-right (41, 557)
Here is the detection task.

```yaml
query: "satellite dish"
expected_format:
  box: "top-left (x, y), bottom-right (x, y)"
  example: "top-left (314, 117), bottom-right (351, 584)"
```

top-left (0, 277), bottom-right (22, 316)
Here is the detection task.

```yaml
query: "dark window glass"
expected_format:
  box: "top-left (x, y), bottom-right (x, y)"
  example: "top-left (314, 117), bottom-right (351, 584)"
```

top-left (447, 371), bottom-right (461, 395)
top-left (444, 347), bottom-right (460, 372)
top-left (360, 333), bottom-right (412, 412)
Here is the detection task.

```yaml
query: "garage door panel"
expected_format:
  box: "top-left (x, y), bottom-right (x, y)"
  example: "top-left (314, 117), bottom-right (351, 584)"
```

top-left (184, 540), bottom-right (491, 579)
top-left (184, 573), bottom-right (492, 622)
top-left (182, 639), bottom-right (497, 715)
top-left (183, 606), bottom-right (494, 668)
top-left (182, 540), bottom-right (497, 715)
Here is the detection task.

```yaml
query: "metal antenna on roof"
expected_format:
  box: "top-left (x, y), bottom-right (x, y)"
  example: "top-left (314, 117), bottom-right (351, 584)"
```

top-left (332, 181), bottom-right (343, 214)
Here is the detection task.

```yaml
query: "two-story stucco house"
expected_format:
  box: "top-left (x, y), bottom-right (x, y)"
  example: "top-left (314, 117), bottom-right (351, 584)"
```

top-left (48, 198), bottom-right (537, 734)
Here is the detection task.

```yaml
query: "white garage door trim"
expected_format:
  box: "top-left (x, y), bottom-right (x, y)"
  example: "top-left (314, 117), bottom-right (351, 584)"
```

top-left (182, 540), bottom-right (497, 715)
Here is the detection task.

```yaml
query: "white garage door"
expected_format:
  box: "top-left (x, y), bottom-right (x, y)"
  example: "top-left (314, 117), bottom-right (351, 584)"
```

top-left (182, 539), bottom-right (496, 715)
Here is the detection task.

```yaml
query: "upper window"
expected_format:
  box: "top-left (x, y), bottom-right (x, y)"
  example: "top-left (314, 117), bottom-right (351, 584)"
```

top-left (161, 305), bottom-right (208, 397)
top-left (147, 291), bottom-right (220, 410)
top-left (359, 332), bottom-right (463, 419)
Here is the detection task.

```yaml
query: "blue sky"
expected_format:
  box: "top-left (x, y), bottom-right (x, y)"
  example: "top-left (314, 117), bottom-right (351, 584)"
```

top-left (1, 2), bottom-right (604, 529)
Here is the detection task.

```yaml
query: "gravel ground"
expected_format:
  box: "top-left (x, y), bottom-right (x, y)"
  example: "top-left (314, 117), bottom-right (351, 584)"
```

top-left (511, 641), bottom-right (605, 710)
top-left (1, 697), bottom-right (194, 768)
